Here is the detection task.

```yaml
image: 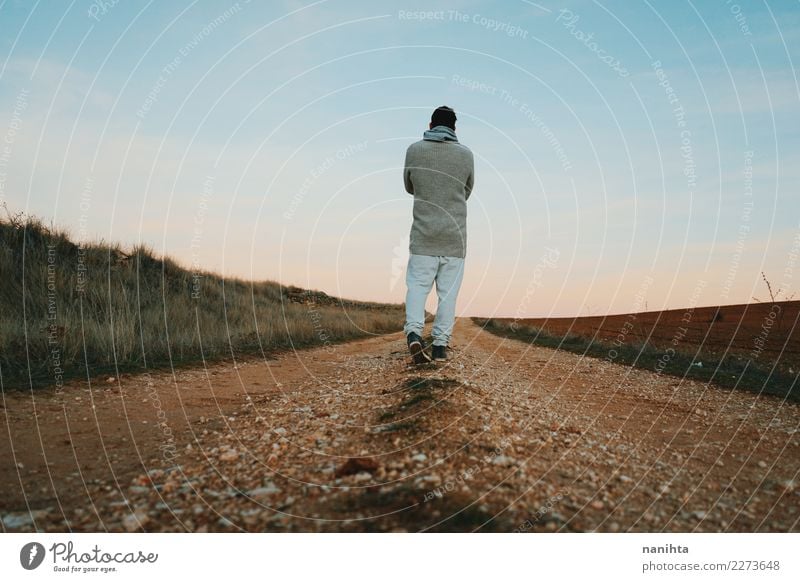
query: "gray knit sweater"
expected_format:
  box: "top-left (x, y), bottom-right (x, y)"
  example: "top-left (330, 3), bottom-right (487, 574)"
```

top-left (403, 128), bottom-right (474, 258)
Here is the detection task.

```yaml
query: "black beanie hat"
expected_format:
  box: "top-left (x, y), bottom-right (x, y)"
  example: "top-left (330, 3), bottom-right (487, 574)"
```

top-left (431, 106), bottom-right (457, 130)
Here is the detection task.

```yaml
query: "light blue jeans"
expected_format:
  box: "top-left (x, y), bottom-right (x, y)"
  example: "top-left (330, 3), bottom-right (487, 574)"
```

top-left (403, 254), bottom-right (465, 346)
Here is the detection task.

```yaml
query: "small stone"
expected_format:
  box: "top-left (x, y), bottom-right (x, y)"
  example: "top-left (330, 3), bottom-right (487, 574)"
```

top-left (2, 512), bottom-right (33, 529)
top-left (354, 472), bottom-right (372, 483)
top-left (492, 455), bottom-right (515, 466)
top-left (162, 480), bottom-right (179, 493)
top-left (107, 377), bottom-right (116, 383)
top-left (122, 511), bottom-right (149, 532)
top-left (219, 450), bottom-right (239, 462)
top-left (590, 500), bottom-right (604, 510)
top-left (423, 474), bottom-right (442, 486)
top-left (757, 460), bottom-right (768, 469)
top-left (248, 483), bottom-right (282, 498)
top-left (411, 453), bottom-right (428, 463)
top-left (335, 457), bottom-right (380, 477)
top-left (217, 516), bottom-right (235, 528)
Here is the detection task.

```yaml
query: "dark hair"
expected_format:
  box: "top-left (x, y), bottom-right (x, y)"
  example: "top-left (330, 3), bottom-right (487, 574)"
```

top-left (431, 105), bottom-right (457, 130)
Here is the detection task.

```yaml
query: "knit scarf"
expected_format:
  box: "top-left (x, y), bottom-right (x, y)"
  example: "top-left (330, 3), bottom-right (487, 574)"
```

top-left (423, 125), bottom-right (459, 143)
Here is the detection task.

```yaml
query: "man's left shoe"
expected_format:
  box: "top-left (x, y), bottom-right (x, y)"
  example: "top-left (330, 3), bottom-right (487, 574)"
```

top-left (407, 332), bottom-right (432, 365)
top-left (432, 345), bottom-right (447, 361)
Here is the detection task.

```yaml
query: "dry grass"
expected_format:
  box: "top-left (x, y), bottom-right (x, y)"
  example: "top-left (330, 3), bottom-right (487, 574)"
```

top-left (0, 213), bottom-right (404, 389)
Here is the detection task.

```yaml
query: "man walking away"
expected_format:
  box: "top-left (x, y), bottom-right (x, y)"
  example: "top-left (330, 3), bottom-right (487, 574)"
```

top-left (403, 105), bottom-right (474, 364)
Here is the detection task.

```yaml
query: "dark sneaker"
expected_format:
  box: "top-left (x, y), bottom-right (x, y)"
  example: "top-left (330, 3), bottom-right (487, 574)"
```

top-left (407, 332), bottom-right (431, 364)
top-left (432, 345), bottom-right (447, 361)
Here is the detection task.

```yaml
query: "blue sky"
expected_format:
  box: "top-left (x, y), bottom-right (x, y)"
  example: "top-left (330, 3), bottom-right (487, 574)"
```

top-left (1, 0), bottom-right (798, 317)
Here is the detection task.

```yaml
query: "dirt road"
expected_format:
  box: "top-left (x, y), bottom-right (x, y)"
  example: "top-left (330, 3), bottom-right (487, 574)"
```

top-left (2, 318), bottom-right (798, 532)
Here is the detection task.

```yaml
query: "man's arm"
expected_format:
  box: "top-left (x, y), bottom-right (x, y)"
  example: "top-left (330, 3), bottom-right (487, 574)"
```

top-left (464, 151), bottom-right (474, 200)
top-left (404, 147), bottom-right (414, 195)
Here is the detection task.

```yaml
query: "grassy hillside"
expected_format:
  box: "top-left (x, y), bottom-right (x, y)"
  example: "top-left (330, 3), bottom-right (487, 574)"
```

top-left (0, 213), bottom-right (404, 390)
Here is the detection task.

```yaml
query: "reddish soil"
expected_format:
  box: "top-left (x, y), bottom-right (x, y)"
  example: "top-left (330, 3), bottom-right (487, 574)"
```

top-left (498, 301), bottom-right (800, 374)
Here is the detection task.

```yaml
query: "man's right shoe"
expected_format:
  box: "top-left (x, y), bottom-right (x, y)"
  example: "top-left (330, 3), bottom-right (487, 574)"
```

top-left (407, 332), bottom-right (431, 364)
top-left (432, 345), bottom-right (447, 361)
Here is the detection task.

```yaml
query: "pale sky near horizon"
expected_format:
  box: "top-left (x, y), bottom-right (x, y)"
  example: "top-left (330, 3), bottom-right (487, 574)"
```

top-left (1, 0), bottom-right (799, 318)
